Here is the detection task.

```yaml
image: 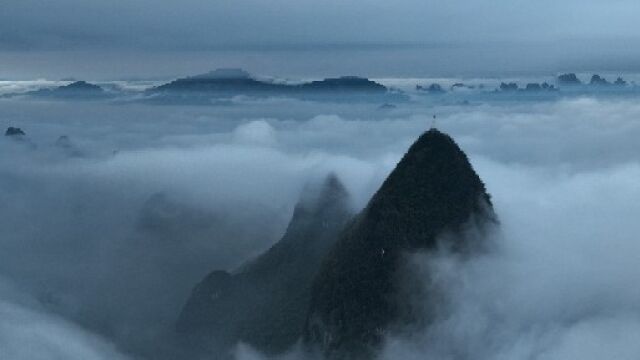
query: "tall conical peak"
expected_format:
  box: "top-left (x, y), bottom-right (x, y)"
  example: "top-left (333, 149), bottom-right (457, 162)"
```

top-left (363, 128), bottom-right (493, 250)
top-left (304, 130), bottom-right (496, 358)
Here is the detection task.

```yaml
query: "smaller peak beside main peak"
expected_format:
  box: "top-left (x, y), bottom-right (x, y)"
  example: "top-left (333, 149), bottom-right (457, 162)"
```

top-left (296, 173), bottom-right (351, 214)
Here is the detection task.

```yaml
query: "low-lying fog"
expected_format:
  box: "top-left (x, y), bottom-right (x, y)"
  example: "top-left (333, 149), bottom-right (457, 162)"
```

top-left (1, 91), bottom-right (639, 359)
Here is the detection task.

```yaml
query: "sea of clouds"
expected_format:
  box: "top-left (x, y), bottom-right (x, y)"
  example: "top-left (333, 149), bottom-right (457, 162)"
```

top-left (0, 92), bottom-right (639, 359)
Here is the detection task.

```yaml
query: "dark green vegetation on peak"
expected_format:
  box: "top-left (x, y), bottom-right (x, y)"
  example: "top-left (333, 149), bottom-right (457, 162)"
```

top-left (304, 129), bottom-right (496, 359)
top-left (176, 174), bottom-right (353, 356)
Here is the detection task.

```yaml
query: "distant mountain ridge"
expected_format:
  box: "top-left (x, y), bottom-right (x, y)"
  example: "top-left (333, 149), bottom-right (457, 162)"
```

top-left (3, 69), bottom-right (639, 105)
top-left (5, 80), bottom-right (111, 100)
top-left (148, 68), bottom-right (403, 103)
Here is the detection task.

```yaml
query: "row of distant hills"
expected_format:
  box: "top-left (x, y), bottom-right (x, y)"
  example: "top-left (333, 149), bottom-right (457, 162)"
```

top-left (3, 68), bottom-right (639, 104)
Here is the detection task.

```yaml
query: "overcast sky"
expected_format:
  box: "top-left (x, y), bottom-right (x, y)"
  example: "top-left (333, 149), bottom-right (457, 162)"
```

top-left (2, 0), bottom-right (640, 78)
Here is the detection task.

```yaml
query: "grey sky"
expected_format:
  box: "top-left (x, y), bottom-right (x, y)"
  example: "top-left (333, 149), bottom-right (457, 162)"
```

top-left (1, 0), bottom-right (640, 78)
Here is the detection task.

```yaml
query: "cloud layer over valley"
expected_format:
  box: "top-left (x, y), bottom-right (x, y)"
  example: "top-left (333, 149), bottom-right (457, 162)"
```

top-left (0, 93), bottom-right (639, 359)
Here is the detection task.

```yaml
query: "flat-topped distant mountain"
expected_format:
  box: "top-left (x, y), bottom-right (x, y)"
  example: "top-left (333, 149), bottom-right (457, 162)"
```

top-left (149, 68), bottom-right (402, 103)
top-left (299, 76), bottom-right (386, 93)
top-left (154, 68), bottom-right (286, 93)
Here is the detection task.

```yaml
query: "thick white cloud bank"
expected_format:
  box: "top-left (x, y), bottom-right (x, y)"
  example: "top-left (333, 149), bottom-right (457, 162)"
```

top-left (0, 94), bottom-right (639, 359)
top-left (0, 280), bottom-right (129, 360)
